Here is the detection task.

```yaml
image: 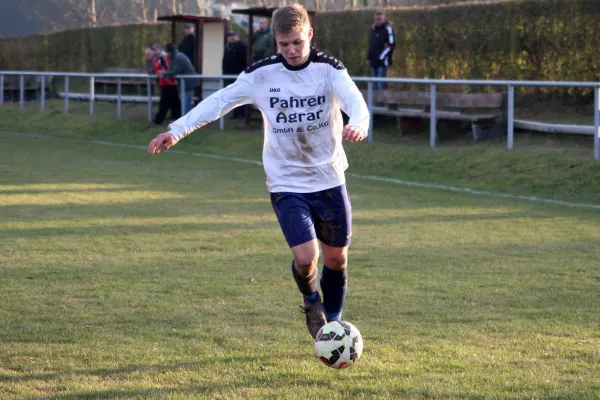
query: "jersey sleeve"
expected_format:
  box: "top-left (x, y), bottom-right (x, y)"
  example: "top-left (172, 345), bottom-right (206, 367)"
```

top-left (168, 72), bottom-right (254, 141)
top-left (379, 26), bottom-right (395, 61)
top-left (330, 68), bottom-right (370, 136)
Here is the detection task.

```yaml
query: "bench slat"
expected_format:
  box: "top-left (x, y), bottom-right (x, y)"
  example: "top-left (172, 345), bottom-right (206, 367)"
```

top-left (360, 89), bottom-right (505, 109)
top-left (378, 108), bottom-right (497, 122)
top-left (104, 67), bottom-right (145, 73)
top-left (96, 79), bottom-right (147, 84)
top-left (97, 68), bottom-right (148, 86)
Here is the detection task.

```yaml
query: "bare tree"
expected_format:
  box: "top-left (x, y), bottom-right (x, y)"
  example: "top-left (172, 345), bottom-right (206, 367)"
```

top-left (315, 0), bottom-right (328, 11)
top-left (197, 0), bottom-right (219, 16)
top-left (19, 0), bottom-right (100, 30)
top-left (138, 0), bottom-right (149, 22)
top-left (13, 0), bottom-right (502, 36)
top-left (196, 0), bottom-right (205, 15)
top-left (90, 0), bottom-right (97, 26)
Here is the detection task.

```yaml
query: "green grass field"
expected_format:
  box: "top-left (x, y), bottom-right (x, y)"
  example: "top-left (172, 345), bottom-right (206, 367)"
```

top-left (1, 107), bottom-right (600, 399)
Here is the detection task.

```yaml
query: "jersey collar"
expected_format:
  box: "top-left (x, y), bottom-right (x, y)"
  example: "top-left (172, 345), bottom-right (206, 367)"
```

top-left (281, 48), bottom-right (316, 71)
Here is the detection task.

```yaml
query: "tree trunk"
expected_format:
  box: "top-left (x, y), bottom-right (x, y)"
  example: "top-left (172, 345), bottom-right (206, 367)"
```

top-left (139, 0), bottom-right (148, 22)
top-left (90, 0), bottom-right (97, 27)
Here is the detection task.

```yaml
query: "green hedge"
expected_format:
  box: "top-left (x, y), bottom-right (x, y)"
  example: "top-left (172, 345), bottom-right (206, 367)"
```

top-left (0, 23), bottom-right (170, 72)
top-left (317, 0), bottom-right (600, 83)
top-left (1, 0), bottom-right (599, 85)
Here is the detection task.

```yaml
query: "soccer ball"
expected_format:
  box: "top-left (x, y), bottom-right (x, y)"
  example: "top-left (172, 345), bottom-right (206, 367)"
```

top-left (315, 320), bottom-right (363, 369)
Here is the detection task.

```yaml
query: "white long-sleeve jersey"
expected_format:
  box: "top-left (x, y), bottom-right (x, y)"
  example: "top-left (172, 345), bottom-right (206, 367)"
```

top-left (168, 48), bottom-right (370, 193)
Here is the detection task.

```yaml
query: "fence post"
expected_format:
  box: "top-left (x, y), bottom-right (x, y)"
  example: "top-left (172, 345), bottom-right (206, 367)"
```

top-left (89, 76), bottom-right (95, 116)
top-left (19, 74), bottom-right (24, 111)
top-left (147, 78), bottom-right (153, 123)
top-left (0, 74), bottom-right (4, 106)
top-left (594, 87), bottom-right (599, 161)
top-left (429, 84), bottom-right (437, 148)
top-left (180, 78), bottom-right (186, 116)
top-left (117, 78), bottom-right (122, 118)
top-left (219, 78), bottom-right (225, 130)
top-left (367, 81), bottom-right (374, 143)
top-left (507, 85), bottom-right (514, 150)
top-left (64, 76), bottom-right (70, 114)
top-left (40, 75), bottom-right (46, 112)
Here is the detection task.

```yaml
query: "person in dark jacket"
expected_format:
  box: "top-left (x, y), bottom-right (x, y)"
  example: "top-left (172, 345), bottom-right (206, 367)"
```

top-left (366, 12), bottom-right (395, 91)
top-left (252, 18), bottom-right (274, 62)
top-left (163, 43), bottom-right (197, 115)
top-left (178, 23), bottom-right (197, 69)
top-left (222, 30), bottom-right (248, 119)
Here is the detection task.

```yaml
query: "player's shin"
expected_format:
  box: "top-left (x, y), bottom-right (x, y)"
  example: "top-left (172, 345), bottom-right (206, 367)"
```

top-left (291, 261), bottom-right (319, 304)
top-left (320, 265), bottom-right (348, 322)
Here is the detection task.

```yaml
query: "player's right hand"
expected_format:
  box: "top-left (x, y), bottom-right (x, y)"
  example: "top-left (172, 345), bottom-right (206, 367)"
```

top-left (148, 132), bottom-right (177, 155)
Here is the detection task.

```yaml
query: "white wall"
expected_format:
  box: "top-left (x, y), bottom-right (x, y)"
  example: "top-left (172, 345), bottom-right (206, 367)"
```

top-left (202, 22), bottom-right (225, 76)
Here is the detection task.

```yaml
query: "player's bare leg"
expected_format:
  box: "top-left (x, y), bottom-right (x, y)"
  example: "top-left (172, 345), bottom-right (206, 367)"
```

top-left (320, 243), bottom-right (349, 323)
top-left (291, 239), bottom-right (326, 339)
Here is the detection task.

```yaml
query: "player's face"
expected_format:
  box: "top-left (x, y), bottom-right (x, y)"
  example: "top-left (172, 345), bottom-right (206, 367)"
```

top-left (276, 27), bottom-right (313, 67)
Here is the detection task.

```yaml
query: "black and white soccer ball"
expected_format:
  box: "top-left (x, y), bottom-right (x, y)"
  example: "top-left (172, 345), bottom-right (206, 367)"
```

top-left (315, 320), bottom-right (363, 369)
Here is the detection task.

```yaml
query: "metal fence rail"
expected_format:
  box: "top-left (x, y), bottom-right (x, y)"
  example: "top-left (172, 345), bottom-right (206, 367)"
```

top-left (1, 70), bottom-right (599, 160)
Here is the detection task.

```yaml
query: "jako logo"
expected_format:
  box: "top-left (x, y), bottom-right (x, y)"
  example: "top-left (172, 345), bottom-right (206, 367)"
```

top-left (269, 88), bottom-right (281, 92)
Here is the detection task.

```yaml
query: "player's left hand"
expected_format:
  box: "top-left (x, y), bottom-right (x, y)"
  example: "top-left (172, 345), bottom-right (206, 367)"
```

top-left (342, 125), bottom-right (366, 143)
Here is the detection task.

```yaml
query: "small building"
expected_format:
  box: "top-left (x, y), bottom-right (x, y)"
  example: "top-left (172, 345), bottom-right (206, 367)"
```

top-left (157, 14), bottom-right (229, 100)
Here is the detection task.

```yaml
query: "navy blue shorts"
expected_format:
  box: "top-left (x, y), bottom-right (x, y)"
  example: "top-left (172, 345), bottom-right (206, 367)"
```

top-left (270, 184), bottom-right (352, 248)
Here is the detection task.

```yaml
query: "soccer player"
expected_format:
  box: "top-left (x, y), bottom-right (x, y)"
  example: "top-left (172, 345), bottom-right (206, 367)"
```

top-left (148, 4), bottom-right (370, 339)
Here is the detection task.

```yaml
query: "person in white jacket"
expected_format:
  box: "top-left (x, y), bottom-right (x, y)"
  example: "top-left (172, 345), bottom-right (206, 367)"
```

top-left (148, 3), bottom-right (370, 340)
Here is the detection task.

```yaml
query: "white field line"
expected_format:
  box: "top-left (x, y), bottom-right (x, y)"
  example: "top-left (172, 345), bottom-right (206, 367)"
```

top-left (4, 132), bottom-right (600, 210)
top-left (346, 174), bottom-right (600, 210)
top-left (92, 140), bottom-right (600, 210)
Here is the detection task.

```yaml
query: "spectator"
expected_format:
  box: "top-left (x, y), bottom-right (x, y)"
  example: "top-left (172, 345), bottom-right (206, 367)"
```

top-left (252, 18), bottom-right (274, 62)
top-left (366, 11), bottom-right (395, 91)
top-left (144, 47), bottom-right (155, 73)
top-left (150, 44), bottom-right (181, 125)
top-left (222, 30), bottom-right (248, 120)
top-left (163, 43), bottom-right (197, 115)
top-left (178, 23), bottom-right (197, 69)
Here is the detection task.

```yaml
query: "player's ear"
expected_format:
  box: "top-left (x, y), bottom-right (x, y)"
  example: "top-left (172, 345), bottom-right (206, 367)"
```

top-left (307, 28), bottom-right (313, 41)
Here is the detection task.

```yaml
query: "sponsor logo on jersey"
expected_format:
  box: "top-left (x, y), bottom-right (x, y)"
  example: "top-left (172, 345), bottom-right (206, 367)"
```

top-left (307, 121), bottom-right (329, 131)
top-left (269, 95), bottom-right (326, 124)
top-left (272, 127), bottom-right (294, 134)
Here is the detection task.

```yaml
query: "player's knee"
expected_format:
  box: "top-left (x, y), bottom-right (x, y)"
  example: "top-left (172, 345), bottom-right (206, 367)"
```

top-left (323, 254), bottom-right (347, 271)
top-left (294, 255), bottom-right (319, 275)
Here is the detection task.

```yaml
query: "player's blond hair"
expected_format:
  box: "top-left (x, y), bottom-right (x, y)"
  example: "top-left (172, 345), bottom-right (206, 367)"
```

top-left (271, 4), bottom-right (311, 35)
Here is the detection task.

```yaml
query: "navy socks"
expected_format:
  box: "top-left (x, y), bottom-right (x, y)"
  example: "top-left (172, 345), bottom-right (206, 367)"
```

top-left (291, 261), bottom-right (349, 318)
top-left (320, 265), bottom-right (348, 322)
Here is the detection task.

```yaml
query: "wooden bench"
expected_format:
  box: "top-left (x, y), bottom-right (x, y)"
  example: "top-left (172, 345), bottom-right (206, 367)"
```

top-left (362, 89), bottom-right (507, 140)
top-left (96, 67), bottom-right (149, 95)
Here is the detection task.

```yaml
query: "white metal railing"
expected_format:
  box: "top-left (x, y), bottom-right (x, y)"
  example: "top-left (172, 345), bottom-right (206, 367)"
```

top-left (1, 71), bottom-right (599, 160)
